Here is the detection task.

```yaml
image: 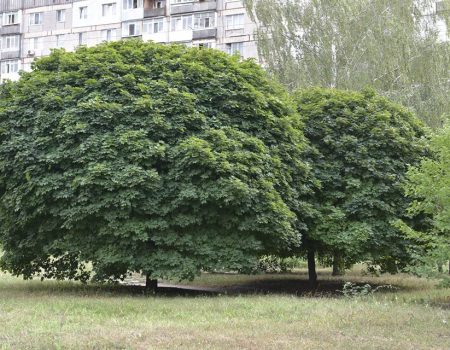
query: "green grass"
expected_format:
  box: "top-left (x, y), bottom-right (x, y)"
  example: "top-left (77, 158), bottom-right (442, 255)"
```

top-left (0, 269), bottom-right (449, 349)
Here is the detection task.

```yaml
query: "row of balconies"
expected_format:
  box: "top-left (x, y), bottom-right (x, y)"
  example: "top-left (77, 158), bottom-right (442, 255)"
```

top-left (0, 1), bottom-right (218, 31)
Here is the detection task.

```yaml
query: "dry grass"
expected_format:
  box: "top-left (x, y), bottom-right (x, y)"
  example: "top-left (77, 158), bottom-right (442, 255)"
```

top-left (0, 269), bottom-right (449, 350)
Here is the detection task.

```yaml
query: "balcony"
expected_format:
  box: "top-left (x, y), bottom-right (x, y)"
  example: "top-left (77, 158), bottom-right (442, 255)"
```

top-left (171, 1), bottom-right (217, 15)
top-left (23, 0), bottom-right (72, 8)
top-left (144, 0), bottom-right (166, 17)
top-left (144, 7), bottom-right (166, 17)
top-left (1, 50), bottom-right (20, 60)
top-left (192, 28), bottom-right (217, 40)
top-left (0, 24), bottom-right (20, 35)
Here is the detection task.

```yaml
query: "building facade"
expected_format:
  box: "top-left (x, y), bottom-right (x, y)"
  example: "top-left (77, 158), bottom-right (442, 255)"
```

top-left (0, 0), bottom-right (258, 82)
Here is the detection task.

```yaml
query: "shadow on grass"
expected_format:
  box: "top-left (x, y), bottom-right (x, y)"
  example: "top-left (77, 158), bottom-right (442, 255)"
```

top-left (0, 274), bottom-right (406, 299)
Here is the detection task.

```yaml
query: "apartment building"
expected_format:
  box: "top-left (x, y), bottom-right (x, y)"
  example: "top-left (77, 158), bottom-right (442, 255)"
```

top-left (0, 0), bottom-right (258, 82)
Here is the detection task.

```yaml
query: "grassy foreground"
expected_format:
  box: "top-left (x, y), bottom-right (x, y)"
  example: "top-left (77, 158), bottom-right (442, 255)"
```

top-left (0, 269), bottom-right (449, 350)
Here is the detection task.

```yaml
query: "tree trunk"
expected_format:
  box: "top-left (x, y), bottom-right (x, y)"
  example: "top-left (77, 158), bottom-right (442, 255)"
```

top-left (307, 249), bottom-right (317, 289)
top-left (332, 251), bottom-right (346, 276)
top-left (145, 275), bottom-right (158, 292)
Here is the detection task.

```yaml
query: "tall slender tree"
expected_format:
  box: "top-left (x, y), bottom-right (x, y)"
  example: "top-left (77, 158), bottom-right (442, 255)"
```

top-left (245, 0), bottom-right (450, 128)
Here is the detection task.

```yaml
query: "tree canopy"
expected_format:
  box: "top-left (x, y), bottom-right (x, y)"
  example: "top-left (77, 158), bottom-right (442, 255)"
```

top-left (245, 0), bottom-right (450, 128)
top-left (293, 88), bottom-right (428, 278)
top-left (401, 122), bottom-right (450, 277)
top-left (0, 40), bottom-right (311, 283)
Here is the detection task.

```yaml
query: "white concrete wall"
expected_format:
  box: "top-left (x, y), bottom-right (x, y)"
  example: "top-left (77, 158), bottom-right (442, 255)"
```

top-left (217, 0), bottom-right (258, 59)
top-left (72, 0), bottom-right (121, 28)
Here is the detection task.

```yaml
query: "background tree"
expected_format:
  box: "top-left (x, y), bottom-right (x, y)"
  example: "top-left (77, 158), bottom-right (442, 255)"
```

top-left (400, 122), bottom-right (450, 279)
top-left (0, 40), bottom-right (312, 286)
top-left (245, 0), bottom-right (450, 128)
top-left (293, 88), bottom-right (428, 281)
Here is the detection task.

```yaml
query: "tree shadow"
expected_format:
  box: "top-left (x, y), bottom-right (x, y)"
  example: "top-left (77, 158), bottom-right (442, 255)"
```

top-left (0, 274), bottom-right (408, 298)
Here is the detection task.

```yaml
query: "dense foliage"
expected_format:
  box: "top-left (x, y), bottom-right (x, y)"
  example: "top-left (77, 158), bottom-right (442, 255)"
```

top-left (293, 88), bottom-right (428, 275)
top-left (401, 122), bottom-right (450, 278)
top-left (245, 0), bottom-right (450, 128)
top-left (0, 40), bottom-right (311, 282)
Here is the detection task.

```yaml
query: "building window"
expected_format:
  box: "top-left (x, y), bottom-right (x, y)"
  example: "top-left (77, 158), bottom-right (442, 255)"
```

top-left (56, 9), bottom-right (66, 22)
top-left (123, 0), bottom-right (142, 9)
top-left (144, 18), bottom-right (164, 34)
top-left (78, 32), bottom-right (85, 45)
top-left (1, 60), bottom-right (19, 74)
top-left (56, 34), bottom-right (65, 48)
top-left (123, 22), bottom-right (141, 36)
top-left (436, 1), bottom-right (446, 13)
top-left (194, 42), bottom-right (213, 49)
top-left (172, 0), bottom-right (195, 4)
top-left (171, 15), bottom-right (192, 31)
top-left (2, 35), bottom-right (20, 51)
top-left (193, 12), bottom-right (215, 29)
top-left (226, 14), bottom-right (244, 29)
top-left (102, 29), bottom-right (116, 41)
top-left (29, 13), bottom-right (43, 25)
top-left (3, 12), bottom-right (19, 25)
top-left (79, 7), bottom-right (88, 19)
top-left (29, 37), bottom-right (42, 51)
top-left (102, 3), bottom-right (117, 16)
top-left (154, 1), bottom-right (164, 8)
top-left (226, 42), bottom-right (244, 56)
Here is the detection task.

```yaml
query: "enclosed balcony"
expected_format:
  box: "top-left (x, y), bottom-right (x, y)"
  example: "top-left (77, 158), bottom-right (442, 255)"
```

top-left (1, 50), bottom-right (20, 60)
top-left (0, 24), bottom-right (20, 35)
top-left (144, 0), bottom-right (167, 17)
top-left (171, 0), bottom-right (217, 15)
top-left (193, 28), bottom-right (217, 40)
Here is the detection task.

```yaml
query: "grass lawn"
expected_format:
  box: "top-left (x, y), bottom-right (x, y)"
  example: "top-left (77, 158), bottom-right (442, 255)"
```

top-left (0, 268), bottom-right (449, 350)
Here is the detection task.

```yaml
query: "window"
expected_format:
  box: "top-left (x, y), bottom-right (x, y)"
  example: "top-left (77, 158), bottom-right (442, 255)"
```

top-left (2, 35), bottom-right (20, 51)
top-left (129, 23), bottom-right (136, 35)
top-left (1, 60), bottom-right (19, 74)
top-left (123, 22), bottom-right (141, 36)
top-left (193, 12), bottom-right (215, 29)
top-left (154, 1), bottom-right (164, 8)
top-left (57, 9), bottom-right (66, 22)
top-left (194, 42), bottom-right (213, 49)
top-left (436, 1), bottom-right (446, 13)
top-left (171, 15), bottom-right (192, 31)
top-left (102, 3), bottom-right (117, 16)
top-left (29, 12), bottom-right (43, 25)
top-left (102, 29), bottom-right (116, 41)
top-left (226, 14), bottom-right (244, 29)
top-left (172, 0), bottom-right (195, 3)
top-left (29, 37), bottom-right (42, 51)
top-left (79, 6), bottom-right (88, 19)
top-left (4, 12), bottom-right (19, 25)
top-left (226, 42), bottom-right (243, 56)
top-left (123, 0), bottom-right (142, 9)
top-left (78, 32), bottom-right (86, 45)
top-left (56, 34), bottom-right (65, 47)
top-left (144, 18), bottom-right (164, 34)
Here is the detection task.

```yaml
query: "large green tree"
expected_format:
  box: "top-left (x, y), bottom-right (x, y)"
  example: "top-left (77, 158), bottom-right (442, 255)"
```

top-left (0, 40), bottom-right (311, 286)
top-left (293, 88), bottom-right (428, 283)
top-left (245, 0), bottom-right (450, 128)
